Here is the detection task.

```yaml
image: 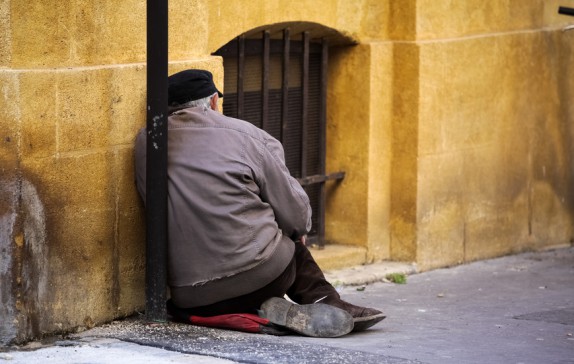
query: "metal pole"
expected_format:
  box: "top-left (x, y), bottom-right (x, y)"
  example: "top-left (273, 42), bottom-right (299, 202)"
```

top-left (559, 6), bottom-right (574, 16)
top-left (145, 0), bottom-right (168, 322)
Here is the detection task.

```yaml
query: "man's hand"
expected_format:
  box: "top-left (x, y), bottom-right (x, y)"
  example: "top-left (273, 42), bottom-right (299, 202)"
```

top-left (300, 235), bottom-right (307, 245)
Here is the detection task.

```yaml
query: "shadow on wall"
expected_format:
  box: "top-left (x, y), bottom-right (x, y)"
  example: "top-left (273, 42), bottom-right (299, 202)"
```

top-left (0, 171), bottom-right (49, 345)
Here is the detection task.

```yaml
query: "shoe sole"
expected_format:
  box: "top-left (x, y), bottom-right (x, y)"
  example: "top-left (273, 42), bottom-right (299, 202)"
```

top-left (260, 297), bottom-right (354, 337)
top-left (352, 313), bottom-right (386, 332)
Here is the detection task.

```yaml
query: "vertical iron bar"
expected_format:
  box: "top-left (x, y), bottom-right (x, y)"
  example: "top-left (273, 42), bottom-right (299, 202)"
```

top-left (262, 31), bottom-right (270, 130)
top-left (281, 28), bottom-right (290, 145)
top-left (318, 38), bottom-right (328, 247)
top-left (559, 6), bottom-right (574, 16)
top-left (238, 36), bottom-right (245, 119)
top-left (145, 0), bottom-right (168, 322)
top-left (301, 32), bottom-right (309, 179)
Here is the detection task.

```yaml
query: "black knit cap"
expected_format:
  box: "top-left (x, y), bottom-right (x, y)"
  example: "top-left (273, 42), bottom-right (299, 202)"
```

top-left (168, 69), bottom-right (223, 105)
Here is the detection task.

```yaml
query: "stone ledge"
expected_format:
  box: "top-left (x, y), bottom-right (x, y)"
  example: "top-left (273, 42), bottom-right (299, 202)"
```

top-left (309, 244), bottom-right (417, 286)
top-left (309, 244), bottom-right (367, 271)
top-left (324, 261), bottom-right (418, 286)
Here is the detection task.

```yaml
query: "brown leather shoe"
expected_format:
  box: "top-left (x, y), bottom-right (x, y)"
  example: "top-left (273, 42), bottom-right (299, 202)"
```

top-left (322, 298), bottom-right (386, 332)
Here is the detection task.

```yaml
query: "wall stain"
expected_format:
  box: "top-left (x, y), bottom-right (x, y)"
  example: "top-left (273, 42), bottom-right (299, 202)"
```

top-left (0, 168), bottom-right (49, 345)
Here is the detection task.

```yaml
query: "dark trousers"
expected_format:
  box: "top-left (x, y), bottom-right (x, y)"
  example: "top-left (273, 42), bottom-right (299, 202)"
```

top-left (177, 241), bottom-right (340, 316)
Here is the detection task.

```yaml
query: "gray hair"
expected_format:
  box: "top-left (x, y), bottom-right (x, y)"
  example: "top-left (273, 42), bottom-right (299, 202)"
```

top-left (180, 92), bottom-right (217, 109)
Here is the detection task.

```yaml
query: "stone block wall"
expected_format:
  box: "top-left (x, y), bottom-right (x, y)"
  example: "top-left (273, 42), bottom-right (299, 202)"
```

top-left (389, 0), bottom-right (574, 268)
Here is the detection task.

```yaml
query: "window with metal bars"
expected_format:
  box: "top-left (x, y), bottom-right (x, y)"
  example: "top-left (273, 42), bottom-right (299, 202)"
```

top-left (213, 28), bottom-right (344, 247)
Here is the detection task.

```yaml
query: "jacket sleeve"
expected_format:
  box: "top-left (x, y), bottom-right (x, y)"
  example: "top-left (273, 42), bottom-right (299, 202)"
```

top-left (257, 136), bottom-right (312, 239)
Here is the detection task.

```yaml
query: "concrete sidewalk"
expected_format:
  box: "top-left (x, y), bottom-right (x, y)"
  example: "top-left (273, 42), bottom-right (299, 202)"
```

top-left (2, 247), bottom-right (573, 363)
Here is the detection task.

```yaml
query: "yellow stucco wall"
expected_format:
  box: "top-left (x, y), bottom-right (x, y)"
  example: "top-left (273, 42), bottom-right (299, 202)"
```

top-left (399, 0), bottom-right (574, 269)
top-left (1, 0), bottom-right (573, 343)
top-left (415, 29), bottom-right (574, 269)
top-left (326, 42), bottom-right (394, 263)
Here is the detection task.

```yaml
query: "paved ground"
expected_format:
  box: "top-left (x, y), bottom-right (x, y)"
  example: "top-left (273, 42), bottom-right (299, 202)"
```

top-left (1, 246), bottom-right (573, 364)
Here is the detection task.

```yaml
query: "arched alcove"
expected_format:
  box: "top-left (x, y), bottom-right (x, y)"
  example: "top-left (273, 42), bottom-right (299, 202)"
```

top-left (213, 22), bottom-right (356, 247)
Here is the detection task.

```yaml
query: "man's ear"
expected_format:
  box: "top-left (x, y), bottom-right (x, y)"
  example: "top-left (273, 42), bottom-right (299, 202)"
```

top-left (210, 94), bottom-right (219, 111)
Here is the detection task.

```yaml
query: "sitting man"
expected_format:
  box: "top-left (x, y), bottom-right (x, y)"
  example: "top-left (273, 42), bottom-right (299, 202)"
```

top-left (134, 69), bottom-right (385, 337)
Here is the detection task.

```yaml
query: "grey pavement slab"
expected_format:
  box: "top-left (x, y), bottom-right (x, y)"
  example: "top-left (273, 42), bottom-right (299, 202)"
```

top-left (0, 337), bottom-right (234, 363)
top-left (74, 319), bottom-right (417, 364)
top-left (2, 247), bottom-right (573, 364)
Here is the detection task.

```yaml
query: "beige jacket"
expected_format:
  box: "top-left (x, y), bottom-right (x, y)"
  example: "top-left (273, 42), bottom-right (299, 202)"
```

top-left (134, 106), bottom-right (311, 308)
